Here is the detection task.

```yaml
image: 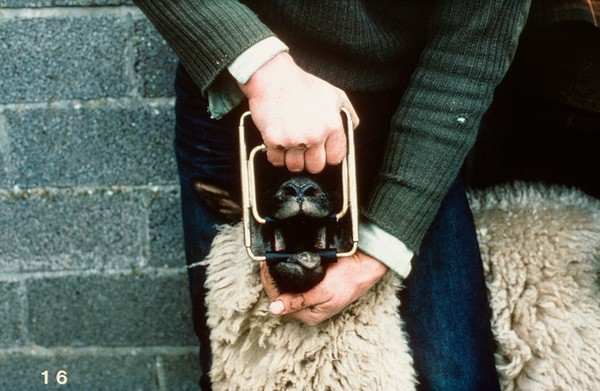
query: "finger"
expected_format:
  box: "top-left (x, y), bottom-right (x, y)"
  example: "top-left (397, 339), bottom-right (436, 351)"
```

top-left (268, 293), bottom-right (306, 316)
top-left (340, 93), bottom-right (360, 129)
top-left (272, 289), bottom-right (332, 316)
top-left (304, 144), bottom-right (326, 174)
top-left (259, 262), bottom-right (281, 301)
top-left (288, 305), bottom-right (331, 327)
top-left (284, 148), bottom-right (305, 172)
top-left (265, 146), bottom-right (285, 167)
top-left (324, 128), bottom-right (347, 166)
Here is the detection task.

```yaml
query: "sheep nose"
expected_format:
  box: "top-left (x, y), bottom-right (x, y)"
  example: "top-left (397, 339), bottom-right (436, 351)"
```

top-left (281, 181), bottom-right (320, 201)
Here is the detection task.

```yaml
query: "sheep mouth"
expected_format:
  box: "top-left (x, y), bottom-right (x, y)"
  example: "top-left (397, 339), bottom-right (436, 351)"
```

top-left (266, 215), bottom-right (333, 270)
top-left (265, 216), bottom-right (334, 293)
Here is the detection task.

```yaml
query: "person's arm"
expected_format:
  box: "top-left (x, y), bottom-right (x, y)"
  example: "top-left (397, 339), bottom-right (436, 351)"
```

top-left (226, 41), bottom-right (414, 277)
top-left (237, 51), bottom-right (358, 174)
top-left (264, 0), bottom-right (531, 327)
top-left (135, 0), bottom-right (359, 174)
top-left (133, 0), bottom-right (274, 96)
top-left (135, 1), bottom-right (380, 326)
top-left (363, 0), bottom-right (531, 253)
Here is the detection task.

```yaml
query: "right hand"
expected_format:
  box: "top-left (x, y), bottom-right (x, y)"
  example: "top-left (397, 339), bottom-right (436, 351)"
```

top-left (260, 250), bottom-right (388, 326)
top-left (238, 52), bottom-right (359, 174)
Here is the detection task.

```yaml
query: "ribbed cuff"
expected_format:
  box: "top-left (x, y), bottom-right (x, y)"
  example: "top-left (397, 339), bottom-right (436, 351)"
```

top-left (206, 37), bottom-right (290, 119)
top-left (134, 0), bottom-right (275, 94)
top-left (362, 178), bottom-right (444, 255)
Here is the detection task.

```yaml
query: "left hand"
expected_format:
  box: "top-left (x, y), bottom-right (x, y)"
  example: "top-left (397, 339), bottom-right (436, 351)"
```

top-left (238, 52), bottom-right (359, 174)
top-left (260, 250), bottom-right (388, 326)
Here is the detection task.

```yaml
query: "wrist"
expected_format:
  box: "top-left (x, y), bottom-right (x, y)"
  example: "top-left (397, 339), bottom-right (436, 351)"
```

top-left (356, 251), bottom-right (388, 289)
top-left (238, 51), bottom-right (298, 98)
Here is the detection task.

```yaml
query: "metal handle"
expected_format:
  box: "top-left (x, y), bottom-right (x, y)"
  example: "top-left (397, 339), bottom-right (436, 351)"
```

top-left (239, 108), bottom-right (359, 261)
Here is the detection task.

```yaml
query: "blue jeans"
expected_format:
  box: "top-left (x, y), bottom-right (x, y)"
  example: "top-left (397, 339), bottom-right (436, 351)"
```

top-left (174, 64), bottom-right (500, 391)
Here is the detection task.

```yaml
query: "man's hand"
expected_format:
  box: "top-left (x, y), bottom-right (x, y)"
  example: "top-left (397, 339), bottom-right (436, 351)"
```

top-left (238, 52), bottom-right (359, 174)
top-left (260, 251), bottom-right (388, 326)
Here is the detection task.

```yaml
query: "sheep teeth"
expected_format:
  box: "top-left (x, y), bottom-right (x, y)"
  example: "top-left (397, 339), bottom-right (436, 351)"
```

top-left (273, 228), bottom-right (285, 251)
top-left (315, 226), bottom-right (327, 250)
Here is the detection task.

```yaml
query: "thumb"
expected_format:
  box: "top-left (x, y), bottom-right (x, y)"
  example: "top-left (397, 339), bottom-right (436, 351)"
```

top-left (269, 294), bottom-right (307, 316)
top-left (269, 300), bottom-right (285, 315)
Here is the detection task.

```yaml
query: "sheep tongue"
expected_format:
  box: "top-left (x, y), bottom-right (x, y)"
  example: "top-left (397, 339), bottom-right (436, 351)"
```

top-left (294, 251), bottom-right (320, 270)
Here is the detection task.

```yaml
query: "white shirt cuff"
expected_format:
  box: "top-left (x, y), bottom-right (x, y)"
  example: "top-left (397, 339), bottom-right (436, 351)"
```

top-left (207, 37), bottom-right (289, 119)
top-left (358, 221), bottom-right (413, 278)
top-left (227, 36), bottom-right (289, 84)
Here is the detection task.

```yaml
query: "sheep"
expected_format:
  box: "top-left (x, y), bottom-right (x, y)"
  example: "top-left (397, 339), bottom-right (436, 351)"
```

top-left (202, 183), bottom-right (600, 390)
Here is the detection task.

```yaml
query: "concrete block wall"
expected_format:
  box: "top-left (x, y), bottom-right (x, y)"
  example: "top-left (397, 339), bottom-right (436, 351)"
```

top-left (0, 2), bottom-right (201, 390)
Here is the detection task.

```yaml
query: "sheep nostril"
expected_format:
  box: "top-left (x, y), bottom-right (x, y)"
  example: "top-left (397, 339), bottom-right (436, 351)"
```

top-left (282, 185), bottom-right (297, 197)
top-left (280, 183), bottom-right (319, 198)
top-left (280, 183), bottom-right (320, 200)
top-left (304, 186), bottom-right (318, 198)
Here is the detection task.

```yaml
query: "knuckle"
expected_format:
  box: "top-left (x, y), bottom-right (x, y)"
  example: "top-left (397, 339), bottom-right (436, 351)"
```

top-left (260, 129), bottom-right (279, 146)
top-left (303, 134), bottom-right (321, 146)
top-left (336, 88), bottom-right (347, 99)
top-left (325, 117), bottom-right (342, 133)
top-left (289, 295), bottom-right (306, 311)
top-left (303, 313), bottom-right (323, 327)
top-left (309, 306), bottom-right (321, 314)
top-left (263, 131), bottom-right (293, 149)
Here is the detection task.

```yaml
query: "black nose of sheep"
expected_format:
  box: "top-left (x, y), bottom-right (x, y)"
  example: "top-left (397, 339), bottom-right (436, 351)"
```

top-left (263, 174), bottom-right (342, 293)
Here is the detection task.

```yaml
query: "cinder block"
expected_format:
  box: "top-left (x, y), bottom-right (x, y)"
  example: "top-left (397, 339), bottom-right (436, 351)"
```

top-left (159, 352), bottom-right (202, 391)
top-left (0, 281), bottom-right (26, 348)
top-left (3, 101), bottom-right (177, 188)
top-left (134, 18), bottom-right (179, 98)
top-left (0, 14), bottom-right (131, 104)
top-left (0, 190), bottom-right (146, 273)
top-left (27, 271), bottom-right (197, 347)
top-left (0, 351), bottom-right (157, 391)
top-left (148, 188), bottom-right (185, 268)
top-left (0, 114), bottom-right (10, 189)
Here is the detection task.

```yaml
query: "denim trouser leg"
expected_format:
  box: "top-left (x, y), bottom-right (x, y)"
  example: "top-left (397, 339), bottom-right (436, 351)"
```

top-left (174, 64), bottom-right (243, 390)
top-left (173, 64), bottom-right (499, 390)
top-left (399, 179), bottom-right (501, 391)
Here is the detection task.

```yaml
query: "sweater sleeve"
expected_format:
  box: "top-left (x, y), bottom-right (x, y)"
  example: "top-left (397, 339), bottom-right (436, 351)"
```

top-left (362, 0), bottom-right (530, 253)
top-left (133, 0), bottom-right (275, 95)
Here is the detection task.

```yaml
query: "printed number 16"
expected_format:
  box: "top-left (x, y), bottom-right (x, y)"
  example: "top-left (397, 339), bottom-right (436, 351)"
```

top-left (41, 370), bottom-right (68, 385)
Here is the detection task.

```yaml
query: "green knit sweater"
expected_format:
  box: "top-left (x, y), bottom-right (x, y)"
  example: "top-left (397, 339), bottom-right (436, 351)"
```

top-left (134, 0), bottom-right (530, 253)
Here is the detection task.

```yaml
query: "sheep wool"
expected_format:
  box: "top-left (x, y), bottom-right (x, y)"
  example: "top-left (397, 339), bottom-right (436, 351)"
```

top-left (203, 183), bottom-right (600, 390)
top-left (469, 183), bottom-right (600, 391)
top-left (202, 223), bottom-right (416, 391)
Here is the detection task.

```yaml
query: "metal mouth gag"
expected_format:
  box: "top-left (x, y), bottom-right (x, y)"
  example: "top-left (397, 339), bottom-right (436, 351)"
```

top-left (239, 108), bottom-right (359, 262)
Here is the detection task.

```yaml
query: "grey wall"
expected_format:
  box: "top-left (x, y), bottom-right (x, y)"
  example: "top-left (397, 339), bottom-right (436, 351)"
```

top-left (0, 2), bottom-right (201, 390)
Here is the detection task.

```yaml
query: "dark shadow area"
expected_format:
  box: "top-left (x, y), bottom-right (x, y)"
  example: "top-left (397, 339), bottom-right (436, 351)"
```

top-left (466, 19), bottom-right (600, 198)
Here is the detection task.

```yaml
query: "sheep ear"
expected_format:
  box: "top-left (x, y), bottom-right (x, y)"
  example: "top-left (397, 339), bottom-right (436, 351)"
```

top-left (190, 179), bottom-right (242, 223)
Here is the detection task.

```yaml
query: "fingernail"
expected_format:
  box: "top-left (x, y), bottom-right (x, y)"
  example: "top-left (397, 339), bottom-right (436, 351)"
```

top-left (269, 300), bottom-right (285, 315)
